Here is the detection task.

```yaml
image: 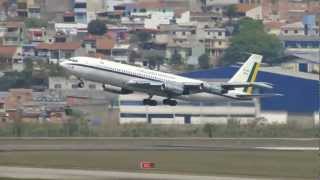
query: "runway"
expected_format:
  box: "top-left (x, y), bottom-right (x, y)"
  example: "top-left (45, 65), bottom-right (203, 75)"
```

top-left (0, 166), bottom-right (287, 180)
top-left (0, 137), bottom-right (317, 152)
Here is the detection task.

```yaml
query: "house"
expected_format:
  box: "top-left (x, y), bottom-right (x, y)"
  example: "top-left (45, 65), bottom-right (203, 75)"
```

top-left (74, 0), bottom-right (106, 24)
top-left (261, 0), bottom-right (320, 23)
top-left (5, 89), bottom-right (33, 121)
top-left (26, 28), bottom-right (47, 43)
top-left (40, 0), bottom-right (73, 20)
top-left (54, 23), bottom-right (87, 36)
top-left (0, 46), bottom-right (23, 72)
top-left (201, 27), bottom-right (229, 65)
top-left (35, 42), bottom-right (82, 63)
top-left (0, 21), bottom-right (24, 46)
top-left (96, 36), bottom-right (115, 57)
top-left (0, 94), bottom-right (8, 123)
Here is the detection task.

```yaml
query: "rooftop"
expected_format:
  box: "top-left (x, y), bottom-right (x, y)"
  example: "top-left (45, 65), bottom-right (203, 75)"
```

top-left (0, 46), bottom-right (17, 57)
top-left (36, 42), bottom-right (81, 50)
top-left (96, 37), bottom-right (115, 50)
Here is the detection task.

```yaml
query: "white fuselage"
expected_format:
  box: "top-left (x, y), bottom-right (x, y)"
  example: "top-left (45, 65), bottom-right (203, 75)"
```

top-left (60, 57), bottom-right (241, 102)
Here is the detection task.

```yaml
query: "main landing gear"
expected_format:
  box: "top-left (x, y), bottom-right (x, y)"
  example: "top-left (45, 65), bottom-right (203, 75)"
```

top-left (143, 95), bottom-right (157, 106)
top-left (163, 99), bottom-right (177, 106)
top-left (142, 95), bottom-right (178, 106)
top-left (142, 99), bottom-right (158, 106)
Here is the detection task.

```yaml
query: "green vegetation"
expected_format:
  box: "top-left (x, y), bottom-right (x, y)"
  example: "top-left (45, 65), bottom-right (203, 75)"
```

top-left (144, 52), bottom-right (165, 70)
top-left (222, 18), bottom-right (283, 65)
top-left (87, 19), bottom-right (107, 35)
top-left (0, 122), bottom-right (318, 138)
top-left (225, 4), bottom-right (237, 22)
top-left (24, 18), bottom-right (48, 28)
top-left (130, 31), bottom-right (152, 43)
top-left (198, 53), bottom-right (210, 69)
top-left (0, 150), bottom-right (317, 179)
top-left (170, 52), bottom-right (182, 65)
top-left (0, 59), bottom-right (66, 91)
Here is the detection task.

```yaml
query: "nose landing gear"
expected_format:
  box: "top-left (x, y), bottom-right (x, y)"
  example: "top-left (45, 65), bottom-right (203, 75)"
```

top-left (78, 80), bottom-right (84, 88)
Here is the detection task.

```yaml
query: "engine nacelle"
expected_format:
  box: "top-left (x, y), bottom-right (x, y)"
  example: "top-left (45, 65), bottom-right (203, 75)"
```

top-left (162, 83), bottom-right (185, 95)
top-left (201, 83), bottom-right (227, 94)
top-left (103, 84), bottom-right (133, 94)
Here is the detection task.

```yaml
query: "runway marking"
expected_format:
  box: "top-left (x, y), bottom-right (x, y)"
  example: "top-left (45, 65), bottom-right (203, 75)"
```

top-left (255, 147), bottom-right (319, 151)
top-left (0, 166), bottom-right (287, 180)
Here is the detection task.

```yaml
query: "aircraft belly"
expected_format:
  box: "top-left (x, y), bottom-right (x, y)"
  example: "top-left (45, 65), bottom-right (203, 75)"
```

top-left (177, 93), bottom-right (231, 102)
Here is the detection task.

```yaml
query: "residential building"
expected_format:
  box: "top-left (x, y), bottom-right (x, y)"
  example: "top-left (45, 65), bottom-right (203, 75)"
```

top-left (0, 46), bottom-right (23, 72)
top-left (40, 0), bottom-right (73, 20)
top-left (35, 42), bottom-right (82, 63)
top-left (16, 0), bottom-right (41, 18)
top-left (5, 89), bottom-right (33, 121)
top-left (261, 0), bottom-right (320, 23)
top-left (201, 27), bottom-right (229, 65)
top-left (54, 23), bottom-right (87, 35)
top-left (26, 28), bottom-right (47, 43)
top-left (0, 21), bottom-right (24, 46)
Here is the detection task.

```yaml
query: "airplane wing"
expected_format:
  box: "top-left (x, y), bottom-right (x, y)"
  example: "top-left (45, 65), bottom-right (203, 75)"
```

top-left (127, 79), bottom-right (163, 88)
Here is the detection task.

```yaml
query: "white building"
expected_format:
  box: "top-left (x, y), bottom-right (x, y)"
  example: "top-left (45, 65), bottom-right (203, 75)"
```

top-left (119, 93), bottom-right (257, 125)
top-left (55, 23), bottom-right (87, 35)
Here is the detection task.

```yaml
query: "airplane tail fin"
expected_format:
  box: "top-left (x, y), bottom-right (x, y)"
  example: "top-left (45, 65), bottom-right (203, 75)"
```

top-left (228, 54), bottom-right (262, 95)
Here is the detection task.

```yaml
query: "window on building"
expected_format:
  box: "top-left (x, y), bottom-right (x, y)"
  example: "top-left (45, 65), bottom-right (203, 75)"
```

top-left (294, 30), bottom-right (298, 34)
top-left (284, 30), bottom-right (288, 34)
top-left (218, 41), bottom-right (222, 45)
top-left (182, 32), bottom-right (186, 36)
top-left (54, 84), bottom-right (62, 89)
top-left (218, 32), bottom-right (222, 36)
top-left (208, 32), bottom-right (210, 35)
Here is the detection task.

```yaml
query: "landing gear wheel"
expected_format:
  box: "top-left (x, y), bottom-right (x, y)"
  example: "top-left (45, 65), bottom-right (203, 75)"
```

top-left (163, 99), bottom-right (177, 106)
top-left (143, 99), bottom-right (157, 106)
top-left (78, 81), bottom-right (84, 88)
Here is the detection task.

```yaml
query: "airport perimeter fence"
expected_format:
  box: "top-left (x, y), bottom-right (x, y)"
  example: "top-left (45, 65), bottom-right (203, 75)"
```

top-left (0, 121), bottom-right (318, 138)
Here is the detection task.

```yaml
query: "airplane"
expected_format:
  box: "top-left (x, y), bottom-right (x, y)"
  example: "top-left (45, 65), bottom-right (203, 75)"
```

top-left (60, 54), bottom-right (279, 106)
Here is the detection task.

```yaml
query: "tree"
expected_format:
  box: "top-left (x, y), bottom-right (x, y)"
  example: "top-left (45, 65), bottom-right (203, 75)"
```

top-left (225, 5), bottom-right (237, 22)
top-left (135, 31), bottom-right (151, 43)
top-left (221, 18), bottom-right (283, 65)
top-left (170, 52), bottom-right (182, 65)
top-left (145, 52), bottom-right (164, 70)
top-left (88, 20), bottom-right (107, 35)
top-left (25, 18), bottom-right (48, 28)
top-left (198, 54), bottom-right (210, 69)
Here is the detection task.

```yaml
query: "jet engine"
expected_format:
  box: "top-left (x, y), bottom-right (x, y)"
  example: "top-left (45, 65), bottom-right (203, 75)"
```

top-left (103, 84), bottom-right (133, 94)
top-left (162, 83), bottom-right (186, 95)
top-left (201, 83), bottom-right (227, 94)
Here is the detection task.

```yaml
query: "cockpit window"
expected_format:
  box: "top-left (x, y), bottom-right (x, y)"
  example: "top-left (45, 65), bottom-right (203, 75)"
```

top-left (69, 58), bottom-right (78, 62)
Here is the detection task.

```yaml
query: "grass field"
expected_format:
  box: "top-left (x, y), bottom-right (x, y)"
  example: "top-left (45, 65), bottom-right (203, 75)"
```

top-left (0, 150), bottom-right (318, 179)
